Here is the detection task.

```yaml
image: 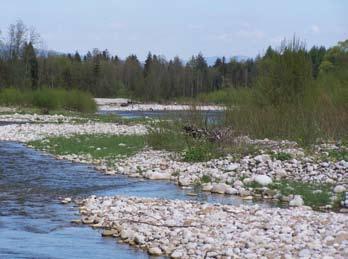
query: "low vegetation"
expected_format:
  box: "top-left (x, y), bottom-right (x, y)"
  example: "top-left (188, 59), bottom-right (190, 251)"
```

top-left (246, 180), bottom-right (333, 209)
top-left (29, 134), bottom-right (145, 159)
top-left (272, 181), bottom-right (333, 209)
top-left (0, 88), bottom-right (97, 113)
top-left (145, 120), bottom-right (222, 162)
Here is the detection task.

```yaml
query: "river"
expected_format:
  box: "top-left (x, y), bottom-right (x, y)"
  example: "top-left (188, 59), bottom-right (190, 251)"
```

top-left (0, 141), bottom-right (274, 258)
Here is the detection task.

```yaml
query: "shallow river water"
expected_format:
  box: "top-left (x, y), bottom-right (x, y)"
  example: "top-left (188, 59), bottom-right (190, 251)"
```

top-left (0, 141), bottom-right (272, 259)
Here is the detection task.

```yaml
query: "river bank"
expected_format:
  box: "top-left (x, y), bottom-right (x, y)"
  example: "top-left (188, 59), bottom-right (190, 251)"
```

top-left (1, 112), bottom-right (346, 210)
top-left (78, 195), bottom-right (348, 258)
top-left (1, 108), bottom-right (347, 258)
top-left (95, 98), bottom-right (224, 111)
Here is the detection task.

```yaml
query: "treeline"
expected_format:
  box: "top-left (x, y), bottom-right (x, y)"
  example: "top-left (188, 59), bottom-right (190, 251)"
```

top-left (0, 21), bottom-right (341, 102)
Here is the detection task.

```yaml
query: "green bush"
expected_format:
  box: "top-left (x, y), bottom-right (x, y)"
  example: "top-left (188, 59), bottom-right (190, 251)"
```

top-left (0, 87), bottom-right (97, 113)
top-left (64, 89), bottom-right (97, 113)
top-left (271, 152), bottom-right (292, 161)
top-left (183, 146), bottom-right (210, 162)
top-left (32, 88), bottom-right (60, 111)
top-left (0, 88), bottom-right (31, 106)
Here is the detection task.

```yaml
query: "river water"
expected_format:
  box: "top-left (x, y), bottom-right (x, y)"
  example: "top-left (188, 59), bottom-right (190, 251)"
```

top-left (98, 110), bottom-right (224, 124)
top-left (0, 141), bottom-right (274, 259)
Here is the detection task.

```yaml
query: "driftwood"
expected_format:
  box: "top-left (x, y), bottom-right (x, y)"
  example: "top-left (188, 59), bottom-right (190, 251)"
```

top-left (183, 125), bottom-right (234, 142)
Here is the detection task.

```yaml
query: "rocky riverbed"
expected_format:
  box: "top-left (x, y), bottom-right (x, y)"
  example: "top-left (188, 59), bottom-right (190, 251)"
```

top-left (1, 111), bottom-right (344, 208)
top-left (95, 98), bottom-right (224, 111)
top-left (78, 195), bottom-right (348, 258)
top-left (0, 121), bottom-right (147, 142)
top-left (58, 144), bottom-right (348, 210)
top-left (1, 109), bottom-right (348, 257)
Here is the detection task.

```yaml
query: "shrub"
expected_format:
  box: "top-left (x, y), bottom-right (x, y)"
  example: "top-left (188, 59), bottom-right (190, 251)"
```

top-left (32, 88), bottom-right (60, 111)
top-left (64, 89), bottom-right (97, 113)
top-left (271, 152), bottom-right (292, 161)
top-left (0, 88), bottom-right (31, 106)
top-left (0, 87), bottom-right (97, 113)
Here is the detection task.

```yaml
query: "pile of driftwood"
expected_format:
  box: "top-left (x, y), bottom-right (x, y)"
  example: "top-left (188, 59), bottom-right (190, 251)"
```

top-left (183, 125), bottom-right (234, 142)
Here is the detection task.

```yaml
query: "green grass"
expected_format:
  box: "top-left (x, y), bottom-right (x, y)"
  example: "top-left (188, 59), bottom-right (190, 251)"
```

top-left (271, 181), bottom-right (332, 208)
top-left (145, 121), bottom-right (188, 152)
top-left (244, 180), bottom-right (333, 209)
top-left (271, 152), bottom-right (292, 161)
top-left (0, 87), bottom-right (97, 113)
top-left (201, 175), bottom-right (212, 183)
top-left (145, 120), bottom-right (222, 162)
top-left (29, 134), bottom-right (145, 160)
top-left (328, 150), bottom-right (348, 161)
top-left (195, 87), bottom-right (253, 106)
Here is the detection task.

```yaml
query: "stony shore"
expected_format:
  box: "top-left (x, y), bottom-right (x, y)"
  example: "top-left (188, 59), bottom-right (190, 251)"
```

top-left (0, 114), bottom-right (147, 142)
top-left (1, 112), bottom-right (346, 208)
top-left (77, 195), bottom-right (348, 258)
top-left (59, 144), bottom-right (348, 210)
top-left (95, 97), bottom-right (224, 111)
top-left (1, 109), bottom-right (348, 257)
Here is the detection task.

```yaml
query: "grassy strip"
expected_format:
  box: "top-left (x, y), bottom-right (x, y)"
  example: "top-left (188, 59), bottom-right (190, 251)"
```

top-left (246, 180), bottom-right (334, 209)
top-left (29, 134), bottom-right (145, 160)
top-left (0, 88), bottom-right (97, 113)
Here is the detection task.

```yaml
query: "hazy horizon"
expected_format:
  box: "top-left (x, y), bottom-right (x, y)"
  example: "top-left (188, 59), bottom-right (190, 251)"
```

top-left (1, 0), bottom-right (347, 60)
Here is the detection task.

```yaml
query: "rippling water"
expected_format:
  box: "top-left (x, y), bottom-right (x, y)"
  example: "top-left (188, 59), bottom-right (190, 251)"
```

top-left (0, 141), bottom-right (272, 258)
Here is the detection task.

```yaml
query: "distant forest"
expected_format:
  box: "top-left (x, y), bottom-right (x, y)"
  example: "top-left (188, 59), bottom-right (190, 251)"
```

top-left (0, 21), bottom-right (329, 101)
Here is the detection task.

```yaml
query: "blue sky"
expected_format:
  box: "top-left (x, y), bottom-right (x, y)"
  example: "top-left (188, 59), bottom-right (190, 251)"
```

top-left (1, 0), bottom-right (347, 60)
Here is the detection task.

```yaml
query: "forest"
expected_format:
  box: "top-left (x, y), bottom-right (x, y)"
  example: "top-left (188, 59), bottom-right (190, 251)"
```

top-left (0, 20), bottom-right (336, 101)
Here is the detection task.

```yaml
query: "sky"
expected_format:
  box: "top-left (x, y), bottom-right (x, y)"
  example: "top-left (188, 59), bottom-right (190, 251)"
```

top-left (1, 0), bottom-right (347, 60)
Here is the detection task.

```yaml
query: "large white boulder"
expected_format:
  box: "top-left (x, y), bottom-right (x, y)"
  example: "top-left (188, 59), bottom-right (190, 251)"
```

top-left (289, 195), bottom-right (304, 207)
top-left (253, 175), bottom-right (273, 186)
top-left (333, 185), bottom-right (346, 193)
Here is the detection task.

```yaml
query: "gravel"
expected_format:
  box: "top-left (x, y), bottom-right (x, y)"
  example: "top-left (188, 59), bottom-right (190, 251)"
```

top-left (78, 195), bottom-right (348, 258)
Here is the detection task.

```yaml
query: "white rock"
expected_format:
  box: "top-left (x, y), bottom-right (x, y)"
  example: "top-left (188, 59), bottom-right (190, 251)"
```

top-left (144, 170), bottom-right (171, 180)
top-left (333, 185), bottom-right (346, 193)
top-left (253, 175), bottom-right (273, 186)
top-left (225, 163), bottom-right (239, 171)
top-left (171, 249), bottom-right (184, 258)
top-left (289, 195), bottom-right (304, 207)
top-left (202, 183), bottom-right (213, 192)
top-left (254, 154), bottom-right (271, 163)
top-left (178, 176), bottom-right (191, 186)
top-left (149, 247), bottom-right (162, 256)
top-left (299, 249), bottom-right (311, 257)
top-left (225, 186), bottom-right (238, 195)
top-left (211, 183), bottom-right (230, 194)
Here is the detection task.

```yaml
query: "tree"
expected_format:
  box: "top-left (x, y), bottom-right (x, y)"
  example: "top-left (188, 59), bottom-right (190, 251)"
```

top-left (74, 51), bottom-right (81, 62)
top-left (8, 20), bottom-right (28, 60)
top-left (23, 42), bottom-right (38, 89)
top-left (255, 38), bottom-right (313, 106)
top-left (309, 46), bottom-right (326, 78)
